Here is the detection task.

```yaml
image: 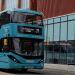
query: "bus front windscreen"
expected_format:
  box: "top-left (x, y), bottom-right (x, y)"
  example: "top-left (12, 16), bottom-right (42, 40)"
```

top-left (12, 38), bottom-right (44, 56)
top-left (11, 12), bottom-right (43, 26)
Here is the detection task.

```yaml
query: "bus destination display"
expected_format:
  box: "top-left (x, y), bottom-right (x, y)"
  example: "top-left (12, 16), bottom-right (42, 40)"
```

top-left (18, 26), bottom-right (42, 35)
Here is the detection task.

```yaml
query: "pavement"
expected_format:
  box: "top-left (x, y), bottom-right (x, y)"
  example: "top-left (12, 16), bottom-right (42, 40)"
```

top-left (0, 68), bottom-right (75, 75)
top-left (45, 63), bottom-right (75, 72)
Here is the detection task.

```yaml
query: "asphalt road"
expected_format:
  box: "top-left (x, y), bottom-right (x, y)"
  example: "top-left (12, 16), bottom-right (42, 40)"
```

top-left (0, 68), bottom-right (75, 75)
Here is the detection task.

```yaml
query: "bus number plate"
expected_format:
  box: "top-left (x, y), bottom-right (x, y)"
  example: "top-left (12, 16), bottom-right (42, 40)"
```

top-left (26, 60), bottom-right (34, 63)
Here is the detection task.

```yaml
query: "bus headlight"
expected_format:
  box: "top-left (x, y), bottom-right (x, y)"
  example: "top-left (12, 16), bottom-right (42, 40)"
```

top-left (8, 55), bottom-right (20, 63)
top-left (39, 60), bottom-right (44, 63)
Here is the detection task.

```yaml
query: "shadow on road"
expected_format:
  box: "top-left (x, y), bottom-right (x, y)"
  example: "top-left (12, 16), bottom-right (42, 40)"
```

top-left (0, 69), bottom-right (44, 74)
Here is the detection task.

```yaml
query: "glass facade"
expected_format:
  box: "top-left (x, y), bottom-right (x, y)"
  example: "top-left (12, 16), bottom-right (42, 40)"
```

top-left (44, 13), bottom-right (75, 65)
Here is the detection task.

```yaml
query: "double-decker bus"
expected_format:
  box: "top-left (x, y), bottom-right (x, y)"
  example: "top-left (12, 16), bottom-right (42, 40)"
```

top-left (0, 9), bottom-right (44, 70)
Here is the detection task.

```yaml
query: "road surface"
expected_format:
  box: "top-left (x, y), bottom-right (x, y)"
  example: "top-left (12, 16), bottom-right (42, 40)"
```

top-left (0, 68), bottom-right (75, 75)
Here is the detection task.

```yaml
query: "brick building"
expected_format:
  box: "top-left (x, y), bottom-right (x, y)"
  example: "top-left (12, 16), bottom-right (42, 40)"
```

top-left (30, 0), bottom-right (75, 18)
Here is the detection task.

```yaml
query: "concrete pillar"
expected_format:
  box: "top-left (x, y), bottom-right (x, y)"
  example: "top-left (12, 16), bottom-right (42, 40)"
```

top-left (4, 0), bottom-right (18, 10)
top-left (21, 0), bottom-right (30, 9)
